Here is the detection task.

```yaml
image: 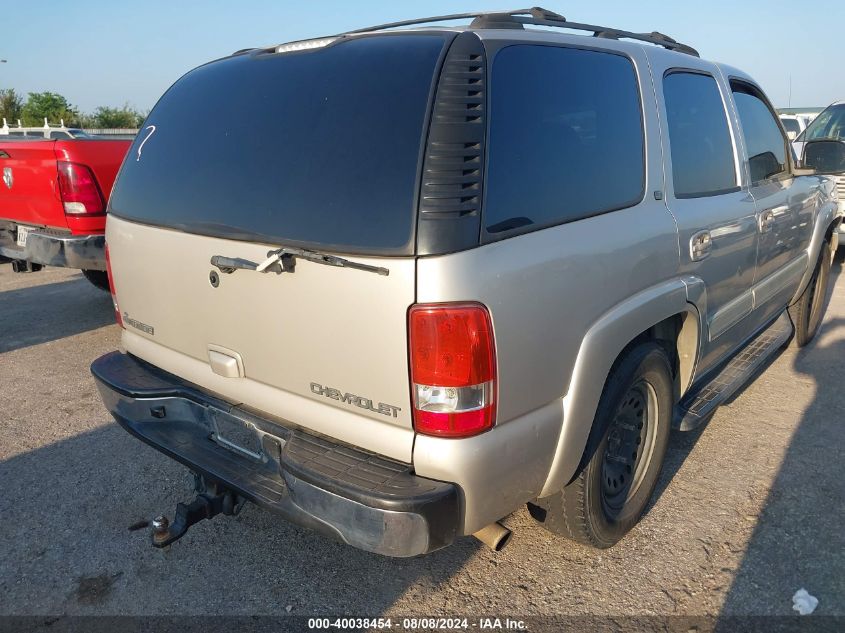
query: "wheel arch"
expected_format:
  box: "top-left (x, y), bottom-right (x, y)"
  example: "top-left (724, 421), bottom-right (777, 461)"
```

top-left (538, 279), bottom-right (701, 497)
top-left (790, 199), bottom-right (840, 305)
top-left (825, 213), bottom-right (841, 252)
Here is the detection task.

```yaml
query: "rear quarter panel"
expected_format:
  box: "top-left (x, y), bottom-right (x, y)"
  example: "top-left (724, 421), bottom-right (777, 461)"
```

top-left (413, 38), bottom-right (683, 528)
top-left (414, 201), bottom-right (686, 533)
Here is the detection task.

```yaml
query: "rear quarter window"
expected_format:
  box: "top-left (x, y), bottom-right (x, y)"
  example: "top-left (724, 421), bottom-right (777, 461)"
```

top-left (483, 45), bottom-right (645, 239)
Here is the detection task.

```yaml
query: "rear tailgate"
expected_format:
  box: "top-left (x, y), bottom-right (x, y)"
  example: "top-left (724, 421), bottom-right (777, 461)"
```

top-left (108, 216), bottom-right (416, 461)
top-left (0, 139), bottom-right (64, 229)
top-left (105, 34), bottom-right (452, 462)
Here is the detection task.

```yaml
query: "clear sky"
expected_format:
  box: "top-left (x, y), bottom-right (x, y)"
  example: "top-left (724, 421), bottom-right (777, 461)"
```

top-left (2, 0), bottom-right (843, 114)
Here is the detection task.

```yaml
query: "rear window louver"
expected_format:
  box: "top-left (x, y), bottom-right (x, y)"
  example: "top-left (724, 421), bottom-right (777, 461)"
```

top-left (417, 32), bottom-right (487, 255)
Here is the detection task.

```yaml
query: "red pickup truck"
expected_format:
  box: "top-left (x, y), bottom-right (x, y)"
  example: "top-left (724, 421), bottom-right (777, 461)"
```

top-left (0, 136), bottom-right (131, 289)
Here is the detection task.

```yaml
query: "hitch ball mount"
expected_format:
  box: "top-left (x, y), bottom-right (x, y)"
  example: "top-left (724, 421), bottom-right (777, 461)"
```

top-left (150, 476), bottom-right (244, 548)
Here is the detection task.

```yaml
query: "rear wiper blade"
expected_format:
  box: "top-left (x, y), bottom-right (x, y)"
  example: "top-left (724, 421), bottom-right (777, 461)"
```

top-left (260, 247), bottom-right (390, 276)
top-left (210, 247), bottom-right (389, 277)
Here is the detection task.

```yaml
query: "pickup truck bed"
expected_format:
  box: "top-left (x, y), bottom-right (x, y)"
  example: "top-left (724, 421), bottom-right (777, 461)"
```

top-left (0, 137), bottom-right (131, 281)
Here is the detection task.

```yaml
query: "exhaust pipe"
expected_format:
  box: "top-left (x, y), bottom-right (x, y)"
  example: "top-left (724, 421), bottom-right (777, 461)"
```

top-left (473, 521), bottom-right (512, 551)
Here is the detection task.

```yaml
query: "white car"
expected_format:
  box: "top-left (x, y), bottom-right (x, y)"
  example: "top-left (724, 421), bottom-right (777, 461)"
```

top-left (779, 114), bottom-right (807, 141)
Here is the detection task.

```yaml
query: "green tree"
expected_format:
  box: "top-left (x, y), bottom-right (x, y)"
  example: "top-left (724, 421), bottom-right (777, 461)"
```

top-left (90, 104), bottom-right (144, 128)
top-left (0, 88), bottom-right (23, 124)
top-left (21, 92), bottom-right (80, 126)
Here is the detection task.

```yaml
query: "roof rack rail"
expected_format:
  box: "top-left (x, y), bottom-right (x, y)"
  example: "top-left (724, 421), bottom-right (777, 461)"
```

top-left (340, 6), bottom-right (699, 57)
top-left (1, 118), bottom-right (73, 136)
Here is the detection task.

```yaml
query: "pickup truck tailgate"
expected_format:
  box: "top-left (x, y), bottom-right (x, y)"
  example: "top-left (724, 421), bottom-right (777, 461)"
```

top-left (0, 140), bottom-right (64, 228)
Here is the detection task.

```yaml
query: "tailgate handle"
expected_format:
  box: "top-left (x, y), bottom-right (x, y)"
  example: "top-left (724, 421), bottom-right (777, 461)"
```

top-left (208, 346), bottom-right (244, 378)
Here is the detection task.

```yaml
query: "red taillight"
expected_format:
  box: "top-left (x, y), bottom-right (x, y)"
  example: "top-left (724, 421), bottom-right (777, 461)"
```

top-left (105, 244), bottom-right (123, 328)
top-left (57, 161), bottom-right (105, 215)
top-left (409, 303), bottom-right (497, 438)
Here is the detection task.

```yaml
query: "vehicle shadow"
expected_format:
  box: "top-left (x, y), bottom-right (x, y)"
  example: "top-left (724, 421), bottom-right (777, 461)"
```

top-left (716, 257), bottom-right (845, 620)
top-left (647, 249), bottom-right (843, 517)
top-left (0, 422), bottom-right (476, 617)
top-left (0, 273), bottom-right (115, 353)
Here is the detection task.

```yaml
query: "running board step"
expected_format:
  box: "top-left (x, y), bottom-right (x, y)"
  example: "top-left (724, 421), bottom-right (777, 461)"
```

top-left (674, 312), bottom-right (793, 431)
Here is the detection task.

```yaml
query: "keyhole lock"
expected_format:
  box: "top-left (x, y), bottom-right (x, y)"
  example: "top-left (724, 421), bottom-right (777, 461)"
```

top-left (209, 270), bottom-right (220, 288)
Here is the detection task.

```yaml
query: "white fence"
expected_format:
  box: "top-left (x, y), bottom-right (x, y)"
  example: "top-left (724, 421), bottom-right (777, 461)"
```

top-left (83, 128), bottom-right (139, 136)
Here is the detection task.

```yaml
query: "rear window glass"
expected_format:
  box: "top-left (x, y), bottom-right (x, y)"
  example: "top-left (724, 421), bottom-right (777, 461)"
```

top-left (483, 45), bottom-right (644, 237)
top-left (109, 35), bottom-right (446, 255)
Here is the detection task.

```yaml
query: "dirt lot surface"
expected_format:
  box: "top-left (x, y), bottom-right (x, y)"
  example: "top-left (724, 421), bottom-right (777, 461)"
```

top-left (1, 259), bottom-right (842, 629)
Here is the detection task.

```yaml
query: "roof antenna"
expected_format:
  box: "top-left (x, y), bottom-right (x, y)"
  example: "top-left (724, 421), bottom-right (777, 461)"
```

top-left (788, 75), bottom-right (792, 109)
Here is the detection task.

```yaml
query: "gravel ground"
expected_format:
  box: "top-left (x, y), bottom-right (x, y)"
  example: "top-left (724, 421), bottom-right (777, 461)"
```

top-left (0, 259), bottom-right (842, 625)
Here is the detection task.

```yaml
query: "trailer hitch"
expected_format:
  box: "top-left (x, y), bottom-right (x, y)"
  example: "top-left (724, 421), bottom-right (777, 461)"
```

top-left (150, 477), bottom-right (244, 548)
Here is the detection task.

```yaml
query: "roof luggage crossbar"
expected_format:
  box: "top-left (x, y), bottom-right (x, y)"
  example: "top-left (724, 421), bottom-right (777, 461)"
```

top-left (340, 6), bottom-right (699, 57)
top-left (1, 118), bottom-right (71, 136)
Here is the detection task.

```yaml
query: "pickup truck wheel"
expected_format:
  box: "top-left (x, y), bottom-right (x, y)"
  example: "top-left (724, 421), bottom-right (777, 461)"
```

top-left (82, 270), bottom-right (111, 292)
top-left (789, 241), bottom-right (832, 348)
top-left (528, 342), bottom-right (672, 548)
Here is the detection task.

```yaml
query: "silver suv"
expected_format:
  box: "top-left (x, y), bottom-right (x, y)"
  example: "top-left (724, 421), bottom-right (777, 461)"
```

top-left (92, 8), bottom-right (843, 556)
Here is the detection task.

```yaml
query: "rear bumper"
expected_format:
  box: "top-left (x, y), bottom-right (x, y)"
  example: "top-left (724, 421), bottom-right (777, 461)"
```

top-left (90, 351), bottom-right (460, 557)
top-left (0, 228), bottom-right (105, 270)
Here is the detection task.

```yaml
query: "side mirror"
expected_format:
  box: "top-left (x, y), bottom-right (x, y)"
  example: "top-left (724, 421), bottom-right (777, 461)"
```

top-left (801, 139), bottom-right (845, 175)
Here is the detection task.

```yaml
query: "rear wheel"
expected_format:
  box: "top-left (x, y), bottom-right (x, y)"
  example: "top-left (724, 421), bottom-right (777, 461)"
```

top-left (82, 269), bottom-right (110, 292)
top-left (789, 241), bottom-right (832, 348)
top-left (528, 342), bottom-right (673, 548)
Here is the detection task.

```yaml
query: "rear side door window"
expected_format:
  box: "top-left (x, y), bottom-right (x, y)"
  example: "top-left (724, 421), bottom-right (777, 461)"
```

top-left (483, 45), bottom-right (645, 239)
top-left (730, 81), bottom-right (789, 184)
top-left (780, 118), bottom-right (800, 136)
top-left (662, 71), bottom-right (737, 198)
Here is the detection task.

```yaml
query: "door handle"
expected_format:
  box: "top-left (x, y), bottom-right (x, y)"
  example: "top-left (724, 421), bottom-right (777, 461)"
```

top-left (690, 230), bottom-right (712, 261)
top-left (758, 209), bottom-right (776, 233)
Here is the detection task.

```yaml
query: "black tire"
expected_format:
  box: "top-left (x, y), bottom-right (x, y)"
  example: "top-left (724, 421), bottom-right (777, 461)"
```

top-left (82, 269), bottom-right (111, 292)
top-left (789, 241), bottom-right (832, 348)
top-left (528, 342), bottom-right (673, 548)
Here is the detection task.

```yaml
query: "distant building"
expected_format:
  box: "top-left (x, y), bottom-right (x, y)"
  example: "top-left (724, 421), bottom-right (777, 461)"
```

top-left (777, 107), bottom-right (823, 115)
